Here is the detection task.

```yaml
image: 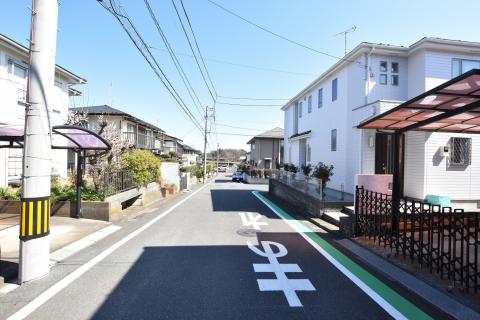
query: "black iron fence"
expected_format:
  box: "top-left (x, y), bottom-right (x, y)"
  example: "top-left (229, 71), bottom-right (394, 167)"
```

top-left (355, 186), bottom-right (479, 292)
top-left (104, 170), bottom-right (136, 197)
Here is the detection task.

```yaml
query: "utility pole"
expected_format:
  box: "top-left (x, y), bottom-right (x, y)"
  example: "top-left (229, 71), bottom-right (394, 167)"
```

top-left (202, 107), bottom-right (208, 183)
top-left (20, 0), bottom-right (58, 283)
top-left (335, 25), bottom-right (356, 56)
top-left (216, 143), bottom-right (219, 173)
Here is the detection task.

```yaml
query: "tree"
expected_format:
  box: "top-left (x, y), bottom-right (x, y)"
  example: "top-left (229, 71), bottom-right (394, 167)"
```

top-left (301, 164), bottom-right (312, 177)
top-left (312, 162), bottom-right (334, 196)
top-left (66, 112), bottom-right (129, 192)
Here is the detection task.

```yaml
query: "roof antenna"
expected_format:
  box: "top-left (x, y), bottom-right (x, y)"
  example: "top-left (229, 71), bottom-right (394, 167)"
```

top-left (335, 25), bottom-right (357, 56)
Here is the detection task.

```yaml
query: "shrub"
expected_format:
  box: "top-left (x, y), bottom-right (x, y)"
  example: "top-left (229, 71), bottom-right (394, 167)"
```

top-left (301, 164), bottom-right (312, 177)
top-left (50, 185), bottom-right (105, 208)
top-left (289, 164), bottom-right (298, 174)
top-left (312, 162), bottom-right (334, 194)
top-left (283, 163), bottom-right (290, 172)
top-left (0, 187), bottom-right (21, 200)
top-left (189, 164), bottom-right (204, 180)
top-left (123, 150), bottom-right (161, 187)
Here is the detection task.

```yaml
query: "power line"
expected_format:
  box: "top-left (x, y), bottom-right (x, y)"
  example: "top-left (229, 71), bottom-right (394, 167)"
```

top-left (216, 102), bottom-right (282, 107)
top-left (214, 132), bottom-right (257, 137)
top-left (98, 0), bottom-right (204, 135)
top-left (216, 123), bottom-right (268, 131)
top-left (206, 0), bottom-right (360, 65)
top-left (171, 0), bottom-right (216, 103)
top-left (179, 0), bottom-right (218, 98)
top-left (149, 45), bottom-right (316, 76)
top-left (144, 0), bottom-right (205, 119)
top-left (217, 95), bottom-right (288, 101)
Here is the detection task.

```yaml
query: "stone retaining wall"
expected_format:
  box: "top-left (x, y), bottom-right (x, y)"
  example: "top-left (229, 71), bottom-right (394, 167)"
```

top-left (0, 182), bottom-right (170, 222)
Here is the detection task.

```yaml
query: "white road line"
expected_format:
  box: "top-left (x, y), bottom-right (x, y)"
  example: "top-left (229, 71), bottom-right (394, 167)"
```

top-left (7, 182), bottom-right (212, 320)
top-left (50, 225), bottom-right (122, 265)
top-left (252, 191), bottom-right (407, 320)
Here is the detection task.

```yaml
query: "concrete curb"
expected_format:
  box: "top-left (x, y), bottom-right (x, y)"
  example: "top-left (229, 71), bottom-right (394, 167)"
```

top-left (0, 224), bottom-right (122, 296)
top-left (336, 238), bottom-right (480, 320)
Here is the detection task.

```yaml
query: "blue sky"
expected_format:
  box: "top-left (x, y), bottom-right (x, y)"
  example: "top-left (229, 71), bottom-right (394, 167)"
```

top-left (1, 0), bottom-right (479, 150)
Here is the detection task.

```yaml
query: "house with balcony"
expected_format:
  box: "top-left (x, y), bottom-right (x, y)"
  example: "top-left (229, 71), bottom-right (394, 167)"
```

top-left (282, 37), bottom-right (480, 207)
top-left (0, 33), bottom-right (86, 187)
top-left (247, 127), bottom-right (284, 169)
top-left (70, 105), bottom-right (165, 155)
top-left (162, 133), bottom-right (183, 156)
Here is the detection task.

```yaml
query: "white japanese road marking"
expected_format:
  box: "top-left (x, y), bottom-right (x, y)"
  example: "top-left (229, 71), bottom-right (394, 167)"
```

top-left (248, 240), bottom-right (315, 307)
top-left (239, 212), bottom-right (267, 230)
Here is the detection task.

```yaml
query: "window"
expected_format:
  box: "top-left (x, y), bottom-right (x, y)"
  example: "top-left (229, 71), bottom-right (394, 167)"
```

top-left (379, 61), bottom-right (388, 85)
top-left (380, 61), bottom-right (388, 72)
top-left (8, 149), bottom-right (22, 177)
top-left (391, 75), bottom-right (399, 86)
top-left (318, 88), bottom-right (323, 108)
top-left (452, 58), bottom-right (480, 77)
top-left (307, 144), bottom-right (311, 161)
top-left (379, 74), bottom-right (387, 85)
top-left (332, 78), bottom-right (338, 101)
top-left (331, 129), bottom-right (337, 151)
top-left (307, 95), bottom-right (312, 113)
top-left (7, 59), bottom-right (28, 80)
top-left (391, 62), bottom-right (399, 74)
top-left (299, 101), bottom-right (303, 118)
top-left (450, 137), bottom-right (471, 166)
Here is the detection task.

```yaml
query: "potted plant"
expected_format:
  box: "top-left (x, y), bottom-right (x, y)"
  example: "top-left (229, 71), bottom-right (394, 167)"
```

top-left (166, 183), bottom-right (176, 195)
top-left (301, 164), bottom-right (312, 178)
top-left (312, 162), bottom-right (334, 197)
top-left (289, 163), bottom-right (298, 180)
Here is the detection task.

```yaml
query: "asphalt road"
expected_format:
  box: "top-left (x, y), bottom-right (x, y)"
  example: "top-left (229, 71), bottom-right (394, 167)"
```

top-left (0, 175), bottom-right (452, 319)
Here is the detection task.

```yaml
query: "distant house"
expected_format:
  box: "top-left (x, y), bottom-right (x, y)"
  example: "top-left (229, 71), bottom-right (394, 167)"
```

top-left (162, 133), bottom-right (183, 155)
top-left (180, 144), bottom-right (200, 166)
top-left (0, 33), bottom-right (86, 187)
top-left (247, 127), bottom-right (284, 169)
top-left (70, 105), bottom-right (165, 167)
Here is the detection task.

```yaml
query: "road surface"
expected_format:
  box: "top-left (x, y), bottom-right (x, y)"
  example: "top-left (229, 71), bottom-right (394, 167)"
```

top-left (0, 175), bottom-right (453, 319)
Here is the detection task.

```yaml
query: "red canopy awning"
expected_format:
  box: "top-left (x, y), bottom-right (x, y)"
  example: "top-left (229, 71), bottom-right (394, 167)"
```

top-left (359, 69), bottom-right (480, 133)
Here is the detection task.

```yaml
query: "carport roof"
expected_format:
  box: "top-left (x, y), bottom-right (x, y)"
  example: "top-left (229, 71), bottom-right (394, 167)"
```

top-left (0, 125), bottom-right (111, 150)
top-left (358, 69), bottom-right (480, 133)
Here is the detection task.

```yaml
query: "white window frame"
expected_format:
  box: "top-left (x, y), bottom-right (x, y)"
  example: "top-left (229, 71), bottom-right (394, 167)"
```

top-left (379, 74), bottom-right (387, 85)
top-left (452, 58), bottom-right (480, 78)
top-left (391, 75), bottom-right (399, 86)
top-left (318, 88), bottom-right (323, 108)
top-left (332, 78), bottom-right (338, 102)
top-left (307, 95), bottom-right (312, 113)
top-left (331, 129), bottom-right (337, 151)
top-left (7, 57), bottom-right (28, 82)
top-left (380, 61), bottom-right (388, 72)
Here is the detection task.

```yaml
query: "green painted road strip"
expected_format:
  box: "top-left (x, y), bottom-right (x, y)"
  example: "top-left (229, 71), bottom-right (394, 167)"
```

top-left (252, 191), bottom-right (432, 320)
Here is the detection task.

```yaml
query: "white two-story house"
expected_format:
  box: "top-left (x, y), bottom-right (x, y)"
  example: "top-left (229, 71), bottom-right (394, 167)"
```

top-left (283, 37), bottom-right (480, 207)
top-left (0, 33), bottom-right (86, 187)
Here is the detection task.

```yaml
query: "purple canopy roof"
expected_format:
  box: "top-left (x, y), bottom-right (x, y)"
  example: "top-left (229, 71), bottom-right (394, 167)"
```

top-left (0, 125), bottom-right (111, 150)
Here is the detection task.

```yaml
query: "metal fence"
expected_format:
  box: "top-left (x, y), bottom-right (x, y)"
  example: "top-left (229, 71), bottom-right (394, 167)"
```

top-left (104, 170), bottom-right (137, 197)
top-left (271, 170), bottom-right (323, 200)
top-left (355, 186), bottom-right (479, 292)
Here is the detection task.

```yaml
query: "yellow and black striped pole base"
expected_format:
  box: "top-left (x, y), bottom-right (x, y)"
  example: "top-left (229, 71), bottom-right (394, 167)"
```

top-left (20, 196), bottom-right (50, 241)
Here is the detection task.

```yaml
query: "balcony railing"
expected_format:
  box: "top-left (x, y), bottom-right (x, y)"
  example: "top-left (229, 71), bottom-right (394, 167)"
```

top-left (122, 132), bottom-right (156, 149)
